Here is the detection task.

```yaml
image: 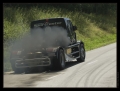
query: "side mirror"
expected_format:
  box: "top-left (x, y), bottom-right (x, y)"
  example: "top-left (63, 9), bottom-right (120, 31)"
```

top-left (73, 26), bottom-right (77, 31)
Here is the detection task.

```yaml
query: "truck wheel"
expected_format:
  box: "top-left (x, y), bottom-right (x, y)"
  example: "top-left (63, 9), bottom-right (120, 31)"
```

top-left (25, 68), bottom-right (31, 74)
top-left (55, 49), bottom-right (66, 70)
top-left (77, 44), bottom-right (85, 62)
top-left (10, 60), bottom-right (24, 74)
top-left (14, 68), bottom-right (24, 74)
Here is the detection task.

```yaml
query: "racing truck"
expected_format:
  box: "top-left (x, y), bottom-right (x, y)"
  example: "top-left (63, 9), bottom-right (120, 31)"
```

top-left (10, 17), bottom-right (86, 73)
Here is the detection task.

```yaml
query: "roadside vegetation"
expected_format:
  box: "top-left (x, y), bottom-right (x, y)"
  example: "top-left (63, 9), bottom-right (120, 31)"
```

top-left (3, 3), bottom-right (117, 72)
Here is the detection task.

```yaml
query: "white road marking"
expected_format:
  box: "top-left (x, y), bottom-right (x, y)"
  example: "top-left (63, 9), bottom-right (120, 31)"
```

top-left (45, 75), bottom-right (59, 80)
top-left (4, 71), bottom-right (14, 75)
top-left (87, 60), bottom-right (98, 65)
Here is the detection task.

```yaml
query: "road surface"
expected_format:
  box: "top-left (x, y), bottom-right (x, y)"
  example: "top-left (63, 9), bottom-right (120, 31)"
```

top-left (4, 43), bottom-right (117, 87)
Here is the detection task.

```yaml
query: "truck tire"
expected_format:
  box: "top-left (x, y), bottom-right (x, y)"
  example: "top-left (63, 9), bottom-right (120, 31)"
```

top-left (14, 68), bottom-right (24, 74)
top-left (53, 49), bottom-right (66, 70)
top-left (10, 60), bottom-right (24, 74)
top-left (77, 44), bottom-right (85, 62)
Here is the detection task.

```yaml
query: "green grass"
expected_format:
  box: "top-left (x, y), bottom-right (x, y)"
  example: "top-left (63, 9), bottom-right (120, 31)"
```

top-left (3, 5), bottom-right (116, 72)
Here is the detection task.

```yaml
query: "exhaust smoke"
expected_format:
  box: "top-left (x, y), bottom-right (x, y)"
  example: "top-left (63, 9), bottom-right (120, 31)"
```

top-left (11, 26), bottom-right (71, 51)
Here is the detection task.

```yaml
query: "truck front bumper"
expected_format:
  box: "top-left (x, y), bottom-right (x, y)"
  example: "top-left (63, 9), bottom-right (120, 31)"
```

top-left (12, 56), bottom-right (51, 68)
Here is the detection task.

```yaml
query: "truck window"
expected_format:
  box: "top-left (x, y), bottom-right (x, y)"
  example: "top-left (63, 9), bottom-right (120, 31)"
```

top-left (67, 20), bottom-right (71, 34)
top-left (69, 20), bottom-right (74, 32)
top-left (67, 20), bottom-right (76, 43)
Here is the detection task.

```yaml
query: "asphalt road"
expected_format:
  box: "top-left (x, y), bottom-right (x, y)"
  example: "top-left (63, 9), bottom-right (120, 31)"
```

top-left (3, 43), bottom-right (117, 88)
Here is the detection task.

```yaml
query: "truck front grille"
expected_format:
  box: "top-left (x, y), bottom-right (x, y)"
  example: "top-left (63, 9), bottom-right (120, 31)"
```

top-left (15, 57), bottom-right (51, 68)
top-left (26, 52), bottom-right (44, 59)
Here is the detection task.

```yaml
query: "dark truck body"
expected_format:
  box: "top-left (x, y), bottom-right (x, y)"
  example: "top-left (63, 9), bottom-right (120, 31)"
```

top-left (10, 17), bottom-right (86, 73)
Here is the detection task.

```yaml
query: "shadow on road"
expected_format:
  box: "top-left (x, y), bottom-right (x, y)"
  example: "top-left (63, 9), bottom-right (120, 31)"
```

top-left (9, 61), bottom-right (84, 74)
top-left (45, 61), bottom-right (84, 73)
